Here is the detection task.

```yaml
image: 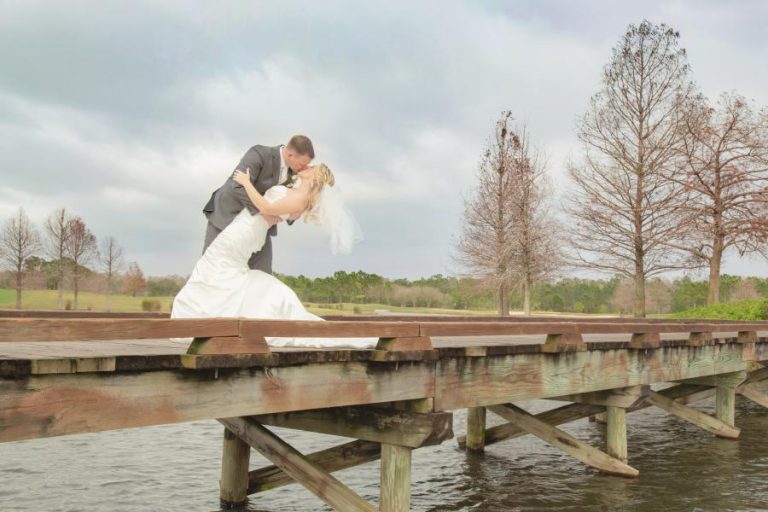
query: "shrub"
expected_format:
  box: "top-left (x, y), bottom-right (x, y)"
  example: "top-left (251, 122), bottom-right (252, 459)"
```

top-left (670, 299), bottom-right (768, 321)
top-left (353, 305), bottom-right (362, 314)
top-left (141, 299), bottom-right (162, 312)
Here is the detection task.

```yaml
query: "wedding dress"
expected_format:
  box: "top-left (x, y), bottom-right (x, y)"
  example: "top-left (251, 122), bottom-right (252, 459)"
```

top-left (172, 183), bottom-right (376, 349)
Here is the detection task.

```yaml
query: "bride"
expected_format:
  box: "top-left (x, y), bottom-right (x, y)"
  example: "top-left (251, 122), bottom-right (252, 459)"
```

top-left (171, 164), bottom-right (376, 349)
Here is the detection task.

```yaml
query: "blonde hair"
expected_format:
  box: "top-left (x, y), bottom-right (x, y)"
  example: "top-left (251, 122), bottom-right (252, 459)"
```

top-left (304, 163), bottom-right (335, 223)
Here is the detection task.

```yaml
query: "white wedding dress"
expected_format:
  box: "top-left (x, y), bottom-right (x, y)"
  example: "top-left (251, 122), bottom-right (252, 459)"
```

top-left (172, 184), bottom-right (376, 349)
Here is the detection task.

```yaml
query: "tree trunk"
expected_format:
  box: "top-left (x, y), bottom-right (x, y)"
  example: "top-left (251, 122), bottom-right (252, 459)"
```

top-left (523, 273), bottom-right (532, 316)
top-left (15, 272), bottom-right (22, 309)
top-left (633, 272), bottom-right (646, 318)
top-left (498, 280), bottom-right (509, 316)
top-left (707, 236), bottom-right (724, 306)
top-left (73, 272), bottom-right (79, 310)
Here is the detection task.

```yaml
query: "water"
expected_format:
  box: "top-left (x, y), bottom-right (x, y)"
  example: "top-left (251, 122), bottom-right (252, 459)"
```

top-left (1, 398), bottom-right (766, 512)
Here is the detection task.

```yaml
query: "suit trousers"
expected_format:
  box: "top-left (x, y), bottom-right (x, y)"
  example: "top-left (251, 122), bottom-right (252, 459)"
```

top-left (203, 221), bottom-right (273, 274)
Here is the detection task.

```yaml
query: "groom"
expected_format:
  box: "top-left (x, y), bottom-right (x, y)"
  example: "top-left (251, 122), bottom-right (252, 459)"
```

top-left (202, 135), bottom-right (315, 273)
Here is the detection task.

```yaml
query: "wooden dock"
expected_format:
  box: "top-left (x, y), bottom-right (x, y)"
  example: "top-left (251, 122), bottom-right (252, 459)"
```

top-left (1, 311), bottom-right (767, 511)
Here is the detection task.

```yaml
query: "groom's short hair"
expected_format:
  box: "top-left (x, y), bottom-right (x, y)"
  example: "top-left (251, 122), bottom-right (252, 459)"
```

top-left (286, 135), bottom-right (315, 159)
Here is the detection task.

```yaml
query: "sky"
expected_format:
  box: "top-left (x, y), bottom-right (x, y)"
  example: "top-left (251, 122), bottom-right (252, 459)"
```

top-left (1, 0), bottom-right (767, 279)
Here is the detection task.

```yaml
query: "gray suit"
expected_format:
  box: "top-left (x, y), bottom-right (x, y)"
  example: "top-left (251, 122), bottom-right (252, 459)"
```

top-left (202, 145), bottom-right (285, 273)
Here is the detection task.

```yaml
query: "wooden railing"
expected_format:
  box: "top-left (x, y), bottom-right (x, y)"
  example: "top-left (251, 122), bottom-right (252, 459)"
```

top-left (0, 316), bottom-right (766, 341)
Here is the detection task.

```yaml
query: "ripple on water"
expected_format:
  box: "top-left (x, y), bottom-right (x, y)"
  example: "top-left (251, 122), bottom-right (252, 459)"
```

top-left (0, 398), bottom-right (767, 511)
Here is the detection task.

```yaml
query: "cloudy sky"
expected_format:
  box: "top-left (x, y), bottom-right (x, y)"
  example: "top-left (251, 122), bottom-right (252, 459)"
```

top-left (1, 0), bottom-right (767, 279)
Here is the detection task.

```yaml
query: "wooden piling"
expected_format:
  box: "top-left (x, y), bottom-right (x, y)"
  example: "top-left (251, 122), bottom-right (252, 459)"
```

top-left (716, 385), bottom-right (737, 430)
top-left (380, 444), bottom-right (412, 512)
top-left (220, 427), bottom-right (251, 507)
top-left (465, 407), bottom-right (486, 452)
top-left (605, 406), bottom-right (628, 463)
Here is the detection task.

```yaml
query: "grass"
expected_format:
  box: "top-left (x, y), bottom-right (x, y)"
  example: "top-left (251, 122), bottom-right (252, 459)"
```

top-left (0, 289), bottom-right (623, 317)
top-left (0, 289), bottom-right (175, 312)
top-left (303, 302), bottom-right (500, 316)
top-left (668, 299), bottom-right (768, 321)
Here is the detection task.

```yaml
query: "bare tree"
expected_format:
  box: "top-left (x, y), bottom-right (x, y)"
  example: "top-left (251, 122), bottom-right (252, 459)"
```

top-left (0, 208), bottom-right (41, 308)
top-left (668, 92), bottom-right (768, 305)
top-left (123, 262), bottom-right (147, 297)
top-left (646, 277), bottom-right (673, 315)
top-left (506, 125), bottom-right (562, 315)
top-left (454, 111), bottom-right (519, 316)
top-left (567, 21), bottom-right (695, 317)
top-left (729, 279), bottom-right (760, 302)
top-left (44, 208), bottom-right (71, 309)
top-left (65, 217), bottom-right (98, 310)
top-left (100, 236), bottom-right (124, 311)
top-left (609, 279), bottom-right (635, 316)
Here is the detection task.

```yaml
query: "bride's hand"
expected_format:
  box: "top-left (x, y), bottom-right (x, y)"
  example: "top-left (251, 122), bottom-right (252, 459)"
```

top-left (232, 168), bottom-right (251, 186)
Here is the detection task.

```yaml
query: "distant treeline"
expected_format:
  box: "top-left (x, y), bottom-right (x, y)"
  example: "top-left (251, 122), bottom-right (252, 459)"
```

top-left (5, 258), bottom-right (767, 315)
top-left (276, 271), bottom-right (768, 315)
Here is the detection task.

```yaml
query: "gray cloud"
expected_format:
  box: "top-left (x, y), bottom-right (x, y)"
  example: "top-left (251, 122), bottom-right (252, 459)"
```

top-left (1, 0), bottom-right (767, 279)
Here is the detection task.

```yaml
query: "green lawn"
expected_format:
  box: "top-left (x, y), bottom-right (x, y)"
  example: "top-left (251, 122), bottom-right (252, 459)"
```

top-left (0, 289), bottom-right (175, 312)
top-left (0, 289), bottom-right (622, 317)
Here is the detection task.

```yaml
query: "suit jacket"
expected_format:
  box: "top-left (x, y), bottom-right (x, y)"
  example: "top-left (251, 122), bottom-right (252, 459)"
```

top-left (203, 145), bottom-right (283, 236)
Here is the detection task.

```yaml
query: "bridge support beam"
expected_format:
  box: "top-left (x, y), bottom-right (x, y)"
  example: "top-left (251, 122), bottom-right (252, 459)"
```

top-left (380, 443), bottom-right (412, 512)
top-left (605, 406), bottom-right (628, 463)
top-left (465, 407), bottom-right (486, 452)
top-left (220, 427), bottom-right (251, 508)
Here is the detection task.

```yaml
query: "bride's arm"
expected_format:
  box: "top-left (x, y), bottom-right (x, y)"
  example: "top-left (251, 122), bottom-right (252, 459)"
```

top-left (233, 169), bottom-right (306, 216)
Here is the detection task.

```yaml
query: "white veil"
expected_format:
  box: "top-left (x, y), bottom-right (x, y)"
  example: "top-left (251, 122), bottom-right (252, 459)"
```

top-left (313, 183), bottom-right (363, 254)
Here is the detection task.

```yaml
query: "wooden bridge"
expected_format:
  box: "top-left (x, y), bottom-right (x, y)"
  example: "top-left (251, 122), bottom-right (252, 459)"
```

top-left (1, 311), bottom-right (768, 511)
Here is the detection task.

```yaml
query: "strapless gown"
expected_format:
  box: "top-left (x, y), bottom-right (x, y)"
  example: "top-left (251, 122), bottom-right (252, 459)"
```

top-left (172, 185), bottom-right (376, 348)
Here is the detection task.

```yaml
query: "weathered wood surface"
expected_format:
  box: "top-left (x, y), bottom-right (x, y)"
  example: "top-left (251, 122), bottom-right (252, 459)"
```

top-left (456, 382), bottom-right (724, 449)
top-left (605, 406), bottom-right (628, 463)
top-left (240, 319), bottom-right (418, 338)
top-left (0, 361), bottom-right (435, 443)
top-left (716, 385), bottom-right (737, 429)
top-left (435, 344), bottom-right (750, 410)
top-left (0, 318), bottom-right (239, 342)
top-left (2, 338), bottom-right (763, 379)
top-left (739, 382), bottom-right (768, 408)
top-left (187, 335), bottom-right (270, 355)
top-left (220, 427), bottom-right (251, 506)
top-left (249, 440), bottom-right (381, 494)
top-left (325, 315), bottom-right (760, 324)
top-left (220, 417), bottom-right (377, 512)
top-left (540, 333), bottom-right (586, 353)
top-left (1, 316), bottom-right (767, 343)
top-left (419, 321), bottom-right (768, 337)
top-left (380, 444), bottom-right (412, 512)
top-left (376, 336), bottom-right (433, 351)
top-left (457, 402), bottom-right (603, 449)
top-left (465, 407), bottom-right (486, 452)
top-left (254, 407), bottom-right (453, 448)
top-left (488, 404), bottom-right (639, 477)
top-left (645, 391), bottom-right (740, 439)
top-left (551, 385), bottom-right (648, 408)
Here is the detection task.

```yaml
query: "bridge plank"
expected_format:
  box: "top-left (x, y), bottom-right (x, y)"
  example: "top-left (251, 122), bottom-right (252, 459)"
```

top-left (254, 407), bottom-right (453, 448)
top-left (0, 361), bottom-right (435, 443)
top-left (240, 319), bottom-right (419, 338)
top-left (0, 318), bottom-right (238, 342)
top-left (435, 344), bottom-right (748, 410)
